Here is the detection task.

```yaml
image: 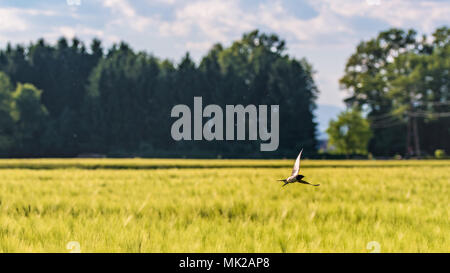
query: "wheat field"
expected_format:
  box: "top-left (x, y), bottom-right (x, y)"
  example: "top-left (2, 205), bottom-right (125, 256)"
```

top-left (0, 159), bottom-right (448, 252)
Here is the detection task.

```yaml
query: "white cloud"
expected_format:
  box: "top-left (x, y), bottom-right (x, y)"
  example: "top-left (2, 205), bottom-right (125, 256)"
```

top-left (153, 0), bottom-right (354, 49)
top-left (103, 0), bottom-right (135, 17)
top-left (257, 1), bottom-right (353, 46)
top-left (0, 7), bottom-right (57, 32)
top-left (102, 0), bottom-right (153, 31)
top-left (151, 0), bottom-right (449, 50)
top-left (185, 41), bottom-right (213, 51)
top-left (159, 0), bottom-right (255, 41)
top-left (0, 9), bottom-right (28, 32)
top-left (152, 0), bottom-right (178, 5)
top-left (159, 20), bottom-right (191, 37)
top-left (311, 0), bottom-right (450, 32)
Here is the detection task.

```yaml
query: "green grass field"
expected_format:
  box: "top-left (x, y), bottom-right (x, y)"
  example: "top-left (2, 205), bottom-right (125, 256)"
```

top-left (0, 159), bottom-right (448, 252)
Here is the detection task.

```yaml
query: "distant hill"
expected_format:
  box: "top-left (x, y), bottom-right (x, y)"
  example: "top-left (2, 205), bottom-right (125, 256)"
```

top-left (314, 104), bottom-right (344, 140)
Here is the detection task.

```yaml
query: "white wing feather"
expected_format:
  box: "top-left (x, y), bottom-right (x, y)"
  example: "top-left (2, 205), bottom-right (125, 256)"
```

top-left (291, 149), bottom-right (303, 176)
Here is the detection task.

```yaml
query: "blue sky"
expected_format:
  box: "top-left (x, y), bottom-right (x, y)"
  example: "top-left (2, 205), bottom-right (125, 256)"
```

top-left (0, 0), bottom-right (449, 109)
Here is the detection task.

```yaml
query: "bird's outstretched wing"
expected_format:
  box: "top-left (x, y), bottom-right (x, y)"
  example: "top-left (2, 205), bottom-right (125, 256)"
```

top-left (291, 149), bottom-right (303, 176)
top-left (299, 180), bottom-right (320, 186)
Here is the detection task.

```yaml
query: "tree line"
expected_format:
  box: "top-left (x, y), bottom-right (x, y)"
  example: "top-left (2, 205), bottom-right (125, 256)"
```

top-left (1, 27), bottom-right (447, 158)
top-left (0, 30), bottom-right (318, 158)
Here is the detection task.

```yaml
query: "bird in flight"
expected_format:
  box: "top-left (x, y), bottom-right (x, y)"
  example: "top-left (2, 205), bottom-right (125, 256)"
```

top-left (278, 149), bottom-right (319, 187)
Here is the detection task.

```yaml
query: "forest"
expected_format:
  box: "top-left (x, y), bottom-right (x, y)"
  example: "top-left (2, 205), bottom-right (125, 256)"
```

top-left (0, 27), bottom-right (448, 158)
top-left (0, 30), bottom-right (317, 158)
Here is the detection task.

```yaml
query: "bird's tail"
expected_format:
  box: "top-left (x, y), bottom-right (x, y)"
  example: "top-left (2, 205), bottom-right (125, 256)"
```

top-left (277, 179), bottom-right (288, 188)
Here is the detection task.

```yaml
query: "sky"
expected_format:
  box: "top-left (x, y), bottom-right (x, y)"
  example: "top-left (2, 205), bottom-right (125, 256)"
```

top-left (0, 0), bottom-right (449, 109)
